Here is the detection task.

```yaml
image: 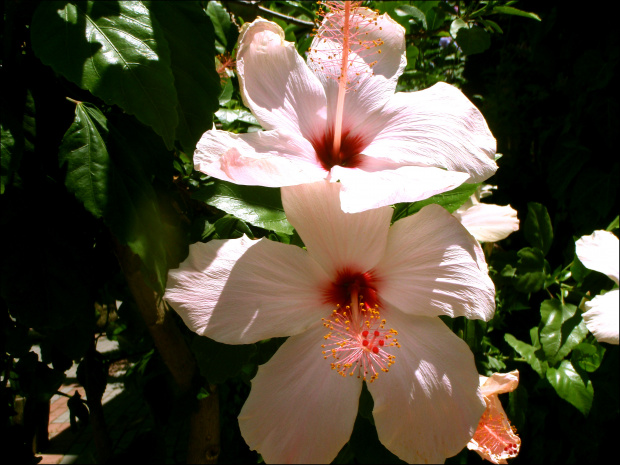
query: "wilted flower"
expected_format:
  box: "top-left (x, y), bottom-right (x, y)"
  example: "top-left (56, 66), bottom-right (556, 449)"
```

top-left (575, 230), bottom-right (619, 344)
top-left (467, 370), bottom-right (521, 464)
top-left (165, 180), bottom-right (496, 463)
top-left (453, 185), bottom-right (519, 243)
top-left (195, 2), bottom-right (496, 213)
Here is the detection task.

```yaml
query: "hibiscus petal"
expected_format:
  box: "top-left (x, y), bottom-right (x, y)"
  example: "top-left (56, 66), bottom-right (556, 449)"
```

top-left (453, 203), bottom-right (520, 243)
top-left (164, 236), bottom-right (330, 344)
top-left (361, 82), bottom-right (497, 183)
top-left (582, 290), bottom-right (619, 345)
top-left (194, 129), bottom-right (326, 187)
top-left (575, 230), bottom-right (619, 284)
top-left (479, 370), bottom-right (519, 397)
top-left (281, 180), bottom-right (393, 276)
top-left (373, 204), bottom-right (495, 320)
top-left (309, 8), bottom-right (406, 134)
top-left (239, 324), bottom-right (362, 464)
top-left (367, 311), bottom-right (485, 464)
top-left (332, 164), bottom-right (470, 213)
top-left (237, 19), bottom-right (328, 143)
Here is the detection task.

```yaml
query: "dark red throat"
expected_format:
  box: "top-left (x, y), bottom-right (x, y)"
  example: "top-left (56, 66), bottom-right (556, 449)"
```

top-left (324, 269), bottom-right (380, 310)
top-left (312, 128), bottom-right (366, 171)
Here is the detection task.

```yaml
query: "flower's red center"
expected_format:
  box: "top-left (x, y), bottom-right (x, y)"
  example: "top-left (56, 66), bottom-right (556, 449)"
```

top-left (311, 127), bottom-right (366, 171)
top-left (321, 269), bottom-right (399, 382)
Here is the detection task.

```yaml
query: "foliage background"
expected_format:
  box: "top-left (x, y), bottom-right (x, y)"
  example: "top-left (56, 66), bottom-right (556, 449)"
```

top-left (2, 1), bottom-right (618, 463)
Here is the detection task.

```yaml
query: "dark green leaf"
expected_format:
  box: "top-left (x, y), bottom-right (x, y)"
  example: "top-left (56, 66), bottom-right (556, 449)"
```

top-left (425, 7), bottom-right (445, 32)
top-left (504, 333), bottom-right (547, 377)
top-left (392, 182), bottom-right (479, 222)
top-left (0, 124), bottom-right (16, 194)
top-left (572, 342), bottom-right (606, 373)
top-left (215, 108), bottom-right (260, 126)
top-left (32, 1), bottom-right (178, 148)
top-left (524, 202), bottom-right (553, 256)
top-left (394, 5), bottom-right (427, 30)
top-left (546, 359), bottom-right (593, 416)
top-left (59, 102), bottom-right (171, 292)
top-left (513, 247), bottom-right (546, 293)
top-left (539, 299), bottom-right (588, 364)
top-left (213, 215), bottom-right (254, 240)
top-left (492, 6), bottom-right (541, 21)
top-left (456, 27), bottom-right (491, 55)
top-left (193, 180), bottom-right (293, 234)
top-left (206, 0), bottom-right (236, 53)
top-left (148, 1), bottom-right (220, 154)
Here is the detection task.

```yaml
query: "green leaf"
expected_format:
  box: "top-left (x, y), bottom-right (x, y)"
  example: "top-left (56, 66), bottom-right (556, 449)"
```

top-left (539, 299), bottom-right (588, 364)
top-left (504, 333), bottom-right (547, 377)
top-left (392, 182), bottom-right (479, 222)
top-left (193, 180), bottom-right (293, 234)
top-left (546, 359), bottom-right (593, 416)
top-left (492, 6), bottom-right (541, 21)
top-left (456, 26), bottom-right (491, 55)
top-left (524, 202), bottom-right (553, 256)
top-left (212, 215), bottom-right (254, 240)
top-left (0, 123), bottom-right (16, 194)
top-left (425, 7), bottom-right (445, 32)
top-left (607, 215), bottom-right (619, 231)
top-left (59, 102), bottom-right (171, 292)
top-left (148, 1), bottom-right (220, 154)
top-left (32, 1), bottom-right (178, 148)
top-left (513, 247), bottom-right (546, 293)
top-left (215, 108), bottom-right (260, 126)
top-left (206, 0), bottom-right (236, 53)
top-left (571, 342), bottom-right (606, 373)
top-left (394, 5), bottom-right (427, 29)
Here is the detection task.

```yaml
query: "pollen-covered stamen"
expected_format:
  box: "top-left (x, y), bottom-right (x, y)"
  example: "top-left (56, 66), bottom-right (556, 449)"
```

top-left (321, 277), bottom-right (400, 383)
top-left (308, 1), bottom-right (385, 163)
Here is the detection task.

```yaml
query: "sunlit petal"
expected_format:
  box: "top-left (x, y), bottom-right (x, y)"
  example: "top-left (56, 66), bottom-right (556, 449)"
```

top-left (164, 237), bottom-right (330, 344)
top-left (373, 204), bottom-right (495, 320)
top-left (368, 310), bottom-right (485, 464)
top-left (239, 324), bottom-right (362, 464)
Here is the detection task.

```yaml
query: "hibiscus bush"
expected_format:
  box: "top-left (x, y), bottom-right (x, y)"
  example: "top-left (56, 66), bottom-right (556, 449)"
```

top-left (2, 1), bottom-right (617, 464)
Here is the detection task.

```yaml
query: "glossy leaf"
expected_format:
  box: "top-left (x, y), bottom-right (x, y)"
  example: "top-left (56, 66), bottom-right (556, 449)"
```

top-left (504, 333), bottom-right (547, 377)
top-left (31, 1), bottom-right (178, 148)
top-left (391, 182), bottom-right (480, 222)
top-left (59, 102), bottom-right (170, 292)
top-left (539, 299), bottom-right (588, 364)
top-left (193, 180), bottom-right (293, 234)
top-left (571, 342), bottom-right (606, 373)
top-left (148, 1), bottom-right (220, 154)
top-left (492, 5), bottom-right (541, 21)
top-left (524, 202), bottom-right (553, 256)
top-left (546, 360), bottom-right (593, 416)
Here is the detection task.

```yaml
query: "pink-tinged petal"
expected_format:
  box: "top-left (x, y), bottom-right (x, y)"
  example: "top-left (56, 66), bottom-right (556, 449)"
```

top-left (575, 230), bottom-right (619, 284)
top-left (583, 290), bottom-right (619, 345)
top-left (361, 82), bottom-right (497, 183)
top-left (367, 311), bottom-right (485, 464)
top-left (479, 370), bottom-right (519, 397)
top-left (281, 180), bottom-right (393, 276)
top-left (467, 389), bottom-right (521, 464)
top-left (237, 19), bottom-right (327, 143)
top-left (239, 324), bottom-right (362, 464)
top-left (332, 164), bottom-right (470, 213)
top-left (373, 204), bottom-right (495, 320)
top-left (309, 8), bottom-right (405, 140)
top-left (164, 236), bottom-right (331, 344)
top-left (453, 203), bottom-right (520, 243)
top-left (194, 129), bottom-right (326, 187)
